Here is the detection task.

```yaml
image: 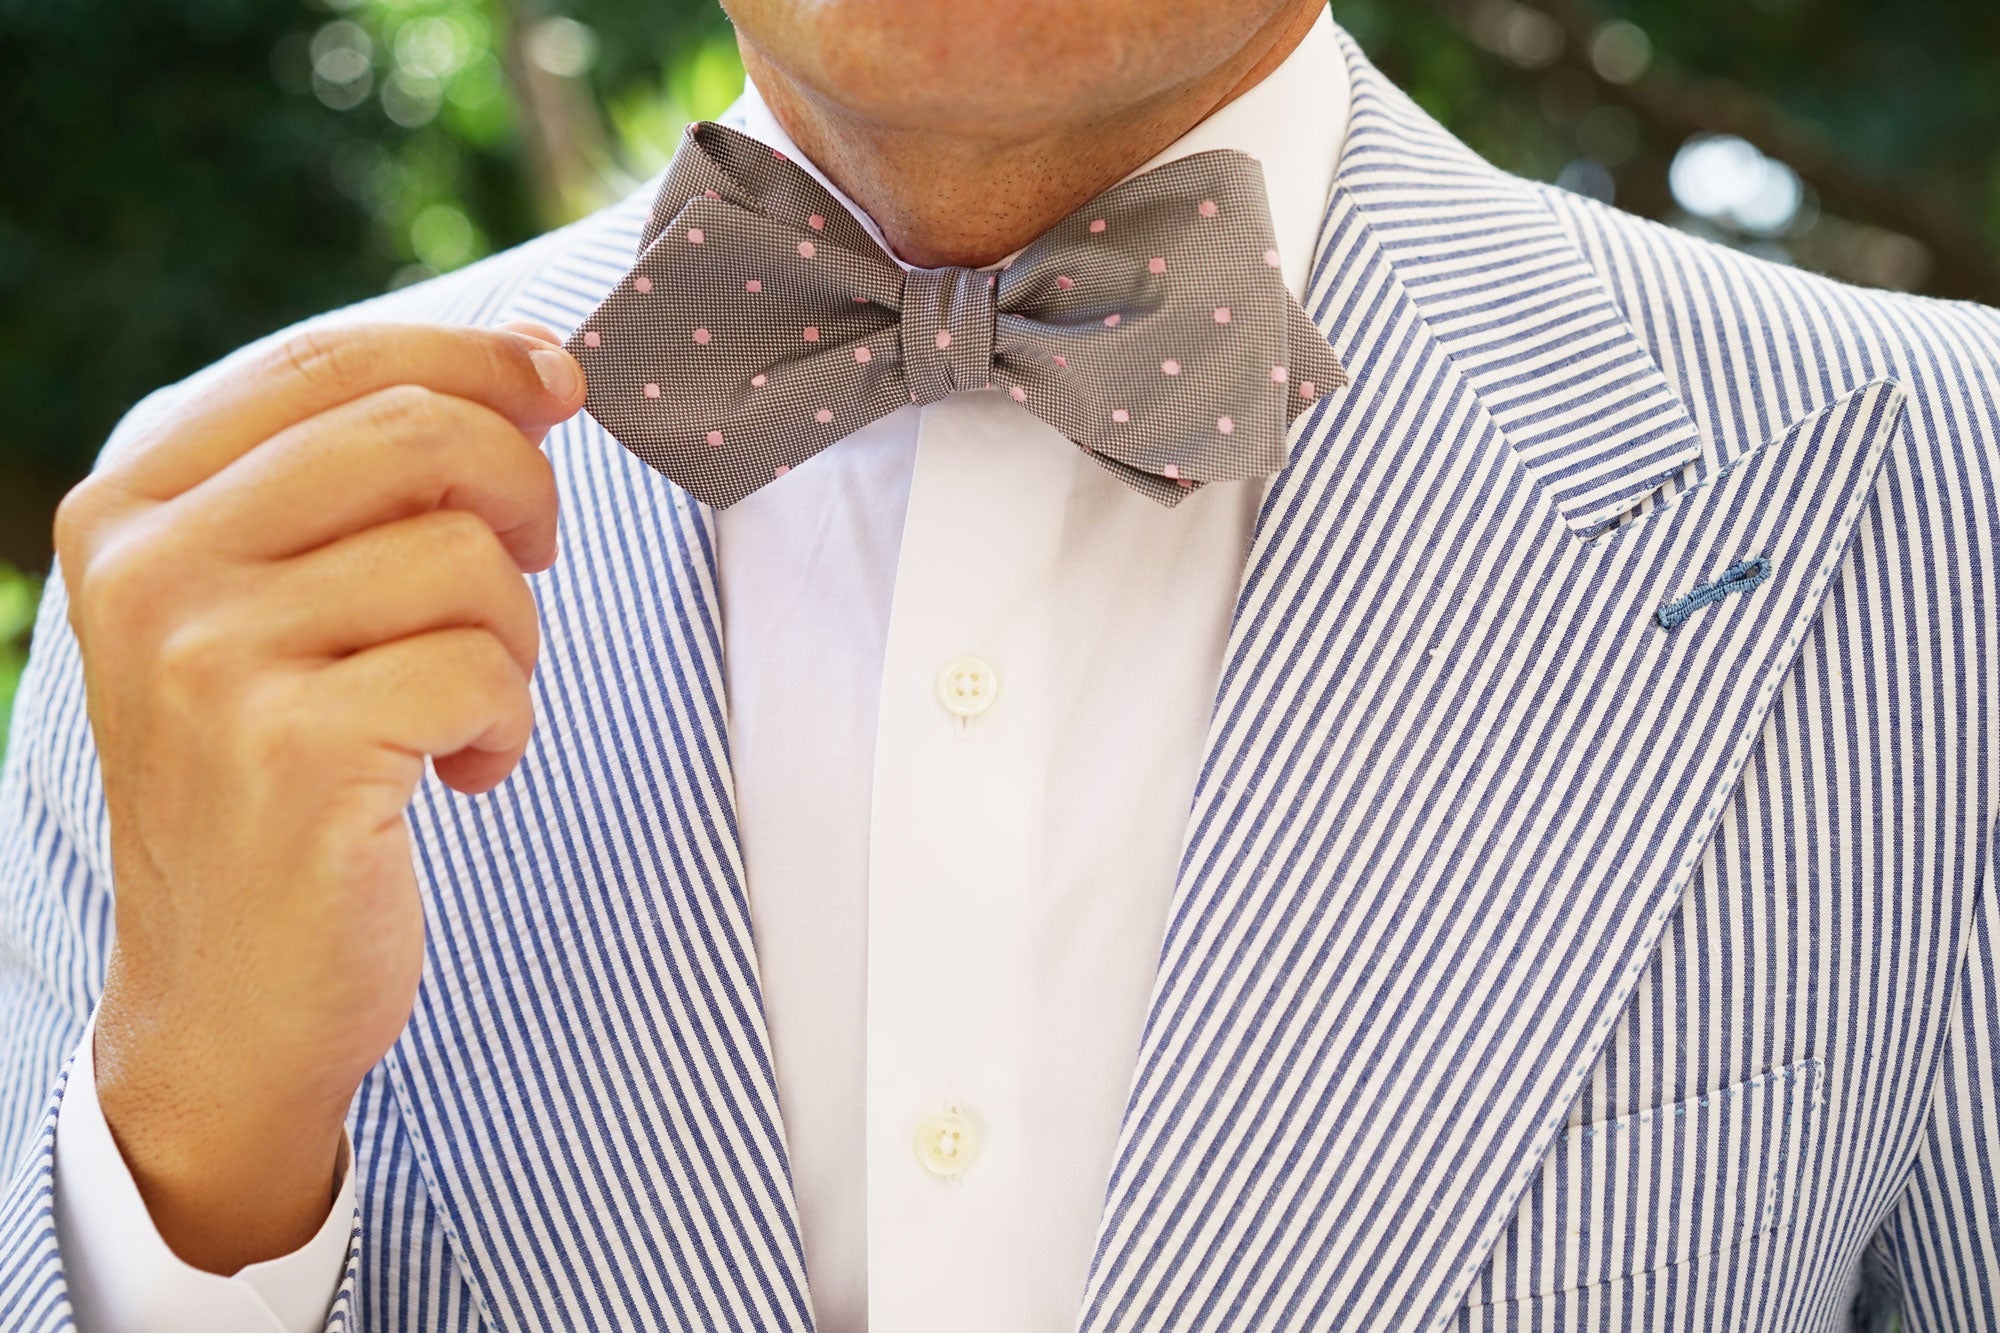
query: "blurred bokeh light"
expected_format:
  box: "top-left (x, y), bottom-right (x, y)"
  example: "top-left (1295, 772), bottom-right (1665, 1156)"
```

top-left (2, 0), bottom-right (1998, 750)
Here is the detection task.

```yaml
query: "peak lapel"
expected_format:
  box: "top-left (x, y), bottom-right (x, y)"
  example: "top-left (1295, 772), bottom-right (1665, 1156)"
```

top-left (1332, 52), bottom-right (1707, 537)
top-left (1078, 31), bottom-right (1909, 1333)
top-left (379, 218), bottom-right (814, 1331)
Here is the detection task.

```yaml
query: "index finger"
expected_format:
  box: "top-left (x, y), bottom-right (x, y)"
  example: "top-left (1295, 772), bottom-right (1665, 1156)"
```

top-left (113, 321), bottom-right (588, 501)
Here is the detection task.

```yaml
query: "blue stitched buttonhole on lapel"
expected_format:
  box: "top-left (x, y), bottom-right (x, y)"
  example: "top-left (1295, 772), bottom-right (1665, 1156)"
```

top-left (1657, 556), bottom-right (1772, 631)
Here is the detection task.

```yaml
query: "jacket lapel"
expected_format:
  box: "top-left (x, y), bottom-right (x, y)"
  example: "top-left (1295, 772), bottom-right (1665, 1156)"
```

top-left (379, 201), bottom-right (814, 1331)
top-left (1077, 31), bottom-right (1908, 1333)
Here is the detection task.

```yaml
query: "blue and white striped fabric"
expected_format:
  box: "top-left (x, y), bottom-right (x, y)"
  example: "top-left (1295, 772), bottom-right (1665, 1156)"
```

top-left (5, 24), bottom-right (1998, 1332)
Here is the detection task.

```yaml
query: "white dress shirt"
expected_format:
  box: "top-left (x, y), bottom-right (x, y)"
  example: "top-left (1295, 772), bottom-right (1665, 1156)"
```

top-left (50, 13), bottom-right (1348, 1329)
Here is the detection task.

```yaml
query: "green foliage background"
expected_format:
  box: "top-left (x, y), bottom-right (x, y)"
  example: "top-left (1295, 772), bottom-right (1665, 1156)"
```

top-left (0, 567), bottom-right (37, 757)
top-left (2, 0), bottom-right (1997, 756)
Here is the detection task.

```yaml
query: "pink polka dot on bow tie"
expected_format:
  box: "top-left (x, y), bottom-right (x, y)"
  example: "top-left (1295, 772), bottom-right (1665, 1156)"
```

top-left (687, 228), bottom-right (704, 244)
top-left (1148, 257), bottom-right (1166, 274)
top-left (1010, 385), bottom-right (1027, 402)
top-left (815, 408), bottom-right (833, 424)
top-left (808, 214), bottom-right (825, 230)
top-left (1213, 307), bottom-right (1231, 324)
top-left (1053, 354), bottom-right (1068, 368)
top-left (772, 148), bottom-right (787, 160)
top-left (1162, 463), bottom-right (1179, 478)
top-left (745, 279), bottom-right (763, 293)
top-left (706, 430), bottom-right (724, 448)
top-left (693, 327), bottom-right (711, 345)
top-left (644, 383), bottom-right (660, 398)
top-left (854, 295), bottom-right (869, 303)
top-left (936, 330), bottom-right (952, 349)
top-left (1089, 218), bottom-right (1106, 233)
top-left (1176, 476), bottom-right (1193, 488)
top-left (1299, 380), bottom-right (1317, 400)
top-left (774, 464), bottom-right (791, 478)
top-left (1271, 366), bottom-right (1288, 383)
top-left (1263, 249), bottom-right (1281, 267)
top-left (634, 275), bottom-right (653, 294)
top-left (802, 326), bottom-right (820, 342)
top-left (704, 189), bottom-right (720, 199)
top-left (1199, 200), bottom-right (1218, 217)
top-left (855, 346), bottom-right (872, 363)
top-left (1217, 416), bottom-right (1234, 434)
top-left (1104, 313), bottom-right (1121, 327)
top-left (583, 330), bottom-right (600, 347)
top-left (751, 373), bottom-right (768, 387)
top-left (1112, 408), bottom-right (1130, 423)
top-left (798, 240), bottom-right (816, 258)
top-left (1056, 275), bottom-right (1075, 290)
top-left (1161, 358), bottom-right (1180, 375)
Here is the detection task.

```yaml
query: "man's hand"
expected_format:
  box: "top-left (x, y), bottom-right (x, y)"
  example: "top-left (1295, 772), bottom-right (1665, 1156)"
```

top-left (52, 320), bottom-right (586, 1275)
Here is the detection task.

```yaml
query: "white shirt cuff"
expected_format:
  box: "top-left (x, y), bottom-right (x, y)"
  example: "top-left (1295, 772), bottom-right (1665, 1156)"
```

top-left (52, 1011), bottom-right (355, 1333)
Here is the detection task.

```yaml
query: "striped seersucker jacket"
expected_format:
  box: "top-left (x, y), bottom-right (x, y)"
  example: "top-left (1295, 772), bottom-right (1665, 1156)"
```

top-left (4, 25), bottom-right (1999, 1333)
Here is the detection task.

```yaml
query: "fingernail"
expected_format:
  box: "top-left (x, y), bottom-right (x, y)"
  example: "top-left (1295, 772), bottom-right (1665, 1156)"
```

top-left (531, 347), bottom-right (582, 400)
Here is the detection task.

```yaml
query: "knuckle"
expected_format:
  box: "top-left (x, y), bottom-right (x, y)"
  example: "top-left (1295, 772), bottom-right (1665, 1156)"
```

top-left (480, 626), bottom-right (521, 679)
top-left (408, 401), bottom-right (495, 497)
top-left (51, 476), bottom-right (108, 570)
top-left (437, 630), bottom-right (534, 754)
top-left (425, 506), bottom-right (501, 565)
top-left (151, 615), bottom-right (239, 709)
top-left (228, 686), bottom-right (310, 773)
top-left (477, 642), bottom-right (532, 726)
top-left (479, 331), bottom-right (536, 401)
top-left (457, 627), bottom-right (518, 694)
top-left (361, 383), bottom-right (446, 441)
top-left (485, 541), bottom-right (540, 621)
top-left (234, 671), bottom-right (329, 758)
top-left (426, 628), bottom-right (520, 720)
top-left (73, 529), bottom-right (160, 631)
top-left (277, 325), bottom-right (372, 395)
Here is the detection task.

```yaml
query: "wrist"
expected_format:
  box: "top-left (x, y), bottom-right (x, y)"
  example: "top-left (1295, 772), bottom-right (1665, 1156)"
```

top-left (91, 977), bottom-right (354, 1274)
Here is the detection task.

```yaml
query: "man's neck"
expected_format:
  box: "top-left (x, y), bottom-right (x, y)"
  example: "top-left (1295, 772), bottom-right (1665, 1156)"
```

top-left (735, 3), bottom-right (1326, 270)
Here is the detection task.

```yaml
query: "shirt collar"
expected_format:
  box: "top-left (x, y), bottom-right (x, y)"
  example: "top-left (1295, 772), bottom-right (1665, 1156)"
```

top-left (722, 8), bottom-right (1348, 303)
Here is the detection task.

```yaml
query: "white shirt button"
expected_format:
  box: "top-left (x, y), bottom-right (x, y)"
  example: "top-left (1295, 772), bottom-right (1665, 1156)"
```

top-left (914, 1106), bottom-right (979, 1177)
top-left (935, 655), bottom-right (999, 718)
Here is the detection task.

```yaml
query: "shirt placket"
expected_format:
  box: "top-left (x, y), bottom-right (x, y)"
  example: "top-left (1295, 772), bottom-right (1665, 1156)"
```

top-left (864, 389), bottom-right (1071, 1331)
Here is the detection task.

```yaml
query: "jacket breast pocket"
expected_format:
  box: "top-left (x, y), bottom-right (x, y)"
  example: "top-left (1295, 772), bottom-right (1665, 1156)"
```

top-left (1459, 1058), bottom-right (1824, 1325)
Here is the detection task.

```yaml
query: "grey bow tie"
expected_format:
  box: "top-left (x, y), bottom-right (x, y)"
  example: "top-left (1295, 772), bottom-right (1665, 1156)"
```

top-left (567, 122), bottom-right (1347, 509)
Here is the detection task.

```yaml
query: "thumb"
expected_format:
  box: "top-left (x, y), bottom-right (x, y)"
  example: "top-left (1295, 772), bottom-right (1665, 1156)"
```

top-left (495, 318), bottom-right (566, 347)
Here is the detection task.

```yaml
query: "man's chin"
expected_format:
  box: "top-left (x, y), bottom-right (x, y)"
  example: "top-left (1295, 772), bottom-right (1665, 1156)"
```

top-left (724, 0), bottom-right (1301, 139)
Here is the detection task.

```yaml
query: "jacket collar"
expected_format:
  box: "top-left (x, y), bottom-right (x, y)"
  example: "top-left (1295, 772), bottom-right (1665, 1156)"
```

top-left (378, 25), bottom-right (1906, 1332)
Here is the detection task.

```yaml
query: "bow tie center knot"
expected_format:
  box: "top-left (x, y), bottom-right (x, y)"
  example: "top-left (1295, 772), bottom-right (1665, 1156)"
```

top-left (900, 265), bottom-right (997, 406)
